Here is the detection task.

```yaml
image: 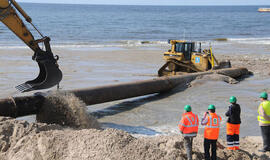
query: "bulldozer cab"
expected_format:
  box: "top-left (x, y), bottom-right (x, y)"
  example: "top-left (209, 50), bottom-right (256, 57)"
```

top-left (164, 40), bottom-right (199, 62)
top-left (174, 42), bottom-right (195, 61)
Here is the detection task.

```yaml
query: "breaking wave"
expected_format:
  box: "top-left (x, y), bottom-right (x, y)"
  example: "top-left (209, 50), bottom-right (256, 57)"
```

top-left (225, 37), bottom-right (270, 45)
top-left (2, 37), bottom-right (270, 50)
top-left (0, 40), bottom-right (169, 49)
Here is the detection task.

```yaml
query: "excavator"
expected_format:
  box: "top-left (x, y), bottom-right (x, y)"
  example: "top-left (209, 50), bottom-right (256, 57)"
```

top-left (158, 40), bottom-right (231, 76)
top-left (0, 0), bottom-right (62, 92)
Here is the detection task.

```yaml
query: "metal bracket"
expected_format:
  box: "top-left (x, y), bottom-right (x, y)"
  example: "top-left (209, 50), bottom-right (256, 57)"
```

top-left (0, 6), bottom-right (11, 21)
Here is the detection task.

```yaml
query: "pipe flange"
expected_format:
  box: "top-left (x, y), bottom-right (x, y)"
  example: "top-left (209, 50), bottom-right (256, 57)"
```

top-left (9, 96), bottom-right (17, 118)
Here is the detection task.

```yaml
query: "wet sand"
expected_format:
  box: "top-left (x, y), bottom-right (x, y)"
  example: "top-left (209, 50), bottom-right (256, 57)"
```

top-left (0, 43), bottom-right (270, 159)
top-left (1, 46), bottom-right (270, 137)
top-left (0, 47), bottom-right (164, 97)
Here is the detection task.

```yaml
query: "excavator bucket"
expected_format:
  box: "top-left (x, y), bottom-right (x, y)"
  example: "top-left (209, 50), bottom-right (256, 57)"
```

top-left (0, 0), bottom-right (62, 92)
top-left (15, 61), bottom-right (62, 92)
top-left (15, 36), bottom-right (63, 93)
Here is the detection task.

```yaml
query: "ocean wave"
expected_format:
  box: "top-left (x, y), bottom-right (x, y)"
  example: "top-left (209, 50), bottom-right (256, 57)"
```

top-left (0, 40), bottom-right (170, 49)
top-left (2, 37), bottom-right (270, 49)
top-left (53, 41), bottom-right (169, 48)
top-left (0, 46), bottom-right (28, 49)
top-left (212, 37), bottom-right (270, 45)
top-left (113, 40), bottom-right (168, 45)
top-left (227, 37), bottom-right (270, 45)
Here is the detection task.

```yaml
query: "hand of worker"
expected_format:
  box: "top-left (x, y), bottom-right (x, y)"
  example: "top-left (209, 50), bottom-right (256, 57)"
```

top-left (204, 112), bottom-right (208, 117)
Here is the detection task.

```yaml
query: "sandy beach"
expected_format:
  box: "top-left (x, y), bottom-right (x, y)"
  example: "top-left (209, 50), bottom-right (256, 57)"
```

top-left (0, 40), bottom-right (269, 159)
top-left (0, 117), bottom-right (269, 160)
top-left (1, 1), bottom-right (270, 159)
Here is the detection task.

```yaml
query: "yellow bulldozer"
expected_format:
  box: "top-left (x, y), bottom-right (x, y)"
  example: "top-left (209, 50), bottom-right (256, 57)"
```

top-left (158, 40), bottom-right (231, 76)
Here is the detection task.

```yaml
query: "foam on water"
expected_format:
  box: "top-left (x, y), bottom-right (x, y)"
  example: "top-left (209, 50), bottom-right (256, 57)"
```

top-left (227, 37), bottom-right (270, 45)
top-left (0, 40), bottom-right (169, 50)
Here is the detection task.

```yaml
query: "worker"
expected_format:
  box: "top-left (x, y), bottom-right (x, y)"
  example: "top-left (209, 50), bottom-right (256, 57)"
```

top-left (225, 96), bottom-right (241, 150)
top-left (178, 105), bottom-right (199, 160)
top-left (201, 105), bottom-right (222, 160)
top-left (258, 92), bottom-right (270, 152)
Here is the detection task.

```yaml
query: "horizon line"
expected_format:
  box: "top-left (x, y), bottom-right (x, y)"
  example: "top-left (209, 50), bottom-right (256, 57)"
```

top-left (18, 2), bottom-right (270, 6)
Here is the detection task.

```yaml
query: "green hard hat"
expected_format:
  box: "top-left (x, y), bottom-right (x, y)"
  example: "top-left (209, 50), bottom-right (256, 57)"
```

top-left (230, 96), bottom-right (237, 103)
top-left (208, 104), bottom-right (216, 110)
top-left (184, 105), bottom-right (192, 112)
top-left (260, 92), bottom-right (268, 99)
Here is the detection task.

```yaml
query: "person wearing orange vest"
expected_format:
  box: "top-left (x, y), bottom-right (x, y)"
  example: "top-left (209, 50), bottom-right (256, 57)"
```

top-left (178, 105), bottom-right (199, 160)
top-left (258, 92), bottom-right (270, 152)
top-left (201, 105), bottom-right (222, 160)
top-left (225, 96), bottom-right (241, 150)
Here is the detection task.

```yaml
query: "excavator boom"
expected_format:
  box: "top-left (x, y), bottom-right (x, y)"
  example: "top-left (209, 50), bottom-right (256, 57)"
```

top-left (0, 0), bottom-right (62, 92)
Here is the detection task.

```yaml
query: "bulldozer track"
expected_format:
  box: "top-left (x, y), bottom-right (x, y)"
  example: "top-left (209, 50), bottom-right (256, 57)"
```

top-left (158, 59), bottom-right (202, 76)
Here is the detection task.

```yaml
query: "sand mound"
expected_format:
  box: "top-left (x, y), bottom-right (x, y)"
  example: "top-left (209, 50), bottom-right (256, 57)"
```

top-left (0, 117), bottom-right (62, 158)
top-left (0, 117), bottom-right (268, 160)
top-left (216, 54), bottom-right (270, 78)
top-left (36, 92), bottom-right (100, 129)
top-left (0, 126), bottom-right (199, 160)
top-left (190, 74), bottom-right (238, 87)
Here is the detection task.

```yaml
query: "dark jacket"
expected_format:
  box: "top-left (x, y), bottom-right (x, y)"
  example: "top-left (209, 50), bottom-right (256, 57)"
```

top-left (225, 103), bottom-right (241, 124)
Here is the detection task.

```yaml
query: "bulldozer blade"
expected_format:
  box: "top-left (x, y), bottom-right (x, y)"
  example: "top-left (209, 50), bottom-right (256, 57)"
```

top-left (158, 61), bottom-right (170, 77)
top-left (15, 62), bottom-right (62, 92)
top-left (158, 60), bottom-right (202, 77)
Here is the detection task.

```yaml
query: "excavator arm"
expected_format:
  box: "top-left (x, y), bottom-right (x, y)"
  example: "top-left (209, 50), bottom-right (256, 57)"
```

top-left (0, 0), bottom-right (62, 92)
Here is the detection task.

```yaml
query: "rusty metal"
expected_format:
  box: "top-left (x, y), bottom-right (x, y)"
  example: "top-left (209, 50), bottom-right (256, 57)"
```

top-left (0, 67), bottom-right (249, 118)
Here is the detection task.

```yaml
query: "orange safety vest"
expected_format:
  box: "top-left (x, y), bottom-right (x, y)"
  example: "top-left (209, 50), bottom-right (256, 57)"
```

top-left (204, 113), bottom-right (222, 140)
top-left (178, 112), bottom-right (199, 137)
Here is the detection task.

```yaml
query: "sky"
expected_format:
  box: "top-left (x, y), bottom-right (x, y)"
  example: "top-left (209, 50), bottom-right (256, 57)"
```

top-left (16, 0), bottom-right (270, 6)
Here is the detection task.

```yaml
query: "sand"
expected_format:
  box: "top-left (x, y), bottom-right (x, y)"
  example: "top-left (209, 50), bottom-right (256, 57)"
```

top-left (216, 53), bottom-right (270, 78)
top-left (0, 47), bottom-right (269, 96)
top-left (190, 74), bottom-right (239, 87)
top-left (37, 92), bottom-right (100, 129)
top-left (0, 117), bottom-right (269, 160)
top-left (0, 47), bottom-right (270, 159)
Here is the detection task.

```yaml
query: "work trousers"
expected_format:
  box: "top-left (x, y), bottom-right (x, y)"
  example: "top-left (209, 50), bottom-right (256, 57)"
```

top-left (261, 126), bottom-right (270, 150)
top-left (204, 138), bottom-right (217, 160)
top-left (184, 137), bottom-right (194, 160)
top-left (226, 123), bottom-right (240, 149)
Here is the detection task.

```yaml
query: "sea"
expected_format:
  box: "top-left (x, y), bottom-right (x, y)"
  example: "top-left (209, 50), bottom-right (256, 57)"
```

top-left (1, 3), bottom-right (270, 48)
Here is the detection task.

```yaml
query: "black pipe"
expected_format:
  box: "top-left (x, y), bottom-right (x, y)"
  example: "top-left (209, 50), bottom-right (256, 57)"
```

top-left (0, 67), bottom-right (249, 118)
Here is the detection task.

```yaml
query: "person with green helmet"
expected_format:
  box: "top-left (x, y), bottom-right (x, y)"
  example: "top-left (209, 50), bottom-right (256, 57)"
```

top-left (178, 105), bottom-right (199, 160)
top-left (258, 92), bottom-right (270, 152)
top-left (225, 96), bottom-right (241, 150)
top-left (201, 104), bottom-right (222, 160)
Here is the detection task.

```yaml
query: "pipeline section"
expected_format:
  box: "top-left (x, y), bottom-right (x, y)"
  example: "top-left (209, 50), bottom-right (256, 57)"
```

top-left (0, 67), bottom-right (249, 118)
